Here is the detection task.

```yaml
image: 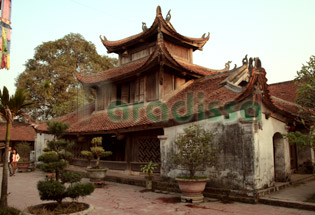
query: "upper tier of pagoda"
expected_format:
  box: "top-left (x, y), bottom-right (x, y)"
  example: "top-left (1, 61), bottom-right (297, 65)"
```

top-left (100, 6), bottom-right (210, 54)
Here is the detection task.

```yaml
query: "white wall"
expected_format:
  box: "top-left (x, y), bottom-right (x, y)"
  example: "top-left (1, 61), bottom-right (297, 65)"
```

top-left (34, 133), bottom-right (54, 164)
top-left (253, 105), bottom-right (291, 189)
top-left (160, 110), bottom-right (257, 190)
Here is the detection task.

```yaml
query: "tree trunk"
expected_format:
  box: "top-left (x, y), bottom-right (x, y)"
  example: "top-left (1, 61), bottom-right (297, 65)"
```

top-left (0, 121), bottom-right (11, 208)
top-left (96, 157), bottom-right (100, 168)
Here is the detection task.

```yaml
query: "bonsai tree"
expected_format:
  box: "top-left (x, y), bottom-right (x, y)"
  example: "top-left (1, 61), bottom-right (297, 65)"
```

top-left (37, 121), bottom-right (94, 207)
top-left (15, 142), bottom-right (31, 162)
top-left (172, 124), bottom-right (216, 179)
top-left (81, 137), bottom-right (112, 169)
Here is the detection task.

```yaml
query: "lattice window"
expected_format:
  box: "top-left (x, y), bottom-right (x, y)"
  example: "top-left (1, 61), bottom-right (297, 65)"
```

top-left (137, 137), bottom-right (160, 162)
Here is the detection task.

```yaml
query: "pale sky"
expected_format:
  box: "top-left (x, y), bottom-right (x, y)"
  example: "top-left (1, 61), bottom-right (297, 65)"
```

top-left (0, 0), bottom-right (315, 93)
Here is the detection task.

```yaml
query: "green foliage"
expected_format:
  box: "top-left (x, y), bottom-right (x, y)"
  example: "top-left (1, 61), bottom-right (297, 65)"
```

top-left (172, 124), bottom-right (217, 178)
top-left (81, 137), bottom-right (112, 169)
top-left (295, 55), bottom-right (315, 110)
top-left (91, 137), bottom-right (102, 146)
top-left (37, 180), bottom-right (66, 204)
top-left (141, 161), bottom-right (158, 177)
top-left (60, 172), bottom-right (82, 184)
top-left (15, 142), bottom-right (31, 162)
top-left (15, 33), bottom-right (118, 120)
top-left (66, 183), bottom-right (95, 200)
top-left (285, 55), bottom-right (315, 153)
top-left (81, 150), bottom-right (93, 159)
top-left (37, 179), bottom-right (94, 204)
top-left (47, 121), bottom-right (70, 138)
top-left (0, 87), bottom-right (31, 121)
top-left (37, 121), bottom-right (94, 205)
top-left (0, 207), bottom-right (20, 215)
top-left (285, 126), bottom-right (315, 149)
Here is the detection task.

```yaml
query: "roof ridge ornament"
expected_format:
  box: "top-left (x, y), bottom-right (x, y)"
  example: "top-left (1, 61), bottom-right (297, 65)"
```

top-left (201, 32), bottom-right (210, 39)
top-left (242, 54), bottom-right (248, 65)
top-left (254, 57), bottom-right (262, 68)
top-left (142, 22), bottom-right (148, 32)
top-left (225, 61), bottom-right (232, 70)
top-left (166, 9), bottom-right (171, 22)
top-left (156, 6), bottom-right (162, 16)
top-left (99, 35), bottom-right (107, 42)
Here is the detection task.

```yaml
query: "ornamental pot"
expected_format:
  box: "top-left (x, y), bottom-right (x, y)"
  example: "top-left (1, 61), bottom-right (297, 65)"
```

top-left (86, 167), bottom-right (108, 182)
top-left (175, 177), bottom-right (209, 203)
top-left (145, 176), bottom-right (153, 190)
top-left (19, 202), bottom-right (94, 215)
top-left (17, 161), bottom-right (30, 172)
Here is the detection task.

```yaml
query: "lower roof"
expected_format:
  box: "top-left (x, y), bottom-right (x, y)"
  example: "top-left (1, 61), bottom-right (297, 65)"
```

top-left (0, 121), bottom-right (36, 142)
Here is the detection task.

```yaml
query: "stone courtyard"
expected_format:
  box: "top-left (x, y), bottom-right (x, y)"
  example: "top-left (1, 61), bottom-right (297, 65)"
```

top-left (1, 168), bottom-right (314, 215)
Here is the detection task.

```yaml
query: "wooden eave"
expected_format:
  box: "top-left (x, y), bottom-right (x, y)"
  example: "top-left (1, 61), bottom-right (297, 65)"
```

top-left (74, 40), bottom-right (213, 86)
top-left (100, 6), bottom-right (209, 53)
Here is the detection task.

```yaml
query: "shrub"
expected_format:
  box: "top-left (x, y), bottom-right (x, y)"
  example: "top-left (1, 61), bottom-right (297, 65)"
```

top-left (0, 207), bottom-right (20, 215)
top-left (37, 121), bottom-right (94, 206)
top-left (172, 124), bottom-right (217, 178)
top-left (81, 137), bottom-right (112, 168)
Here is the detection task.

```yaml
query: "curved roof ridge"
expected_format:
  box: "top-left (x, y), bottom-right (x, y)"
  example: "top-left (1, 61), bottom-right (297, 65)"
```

top-left (100, 6), bottom-right (210, 53)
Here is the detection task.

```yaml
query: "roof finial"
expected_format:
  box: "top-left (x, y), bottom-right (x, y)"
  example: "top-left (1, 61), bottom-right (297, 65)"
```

top-left (242, 54), bottom-right (248, 65)
top-left (225, 61), bottom-right (232, 70)
top-left (156, 6), bottom-right (162, 16)
top-left (99, 35), bottom-right (107, 42)
top-left (142, 22), bottom-right (148, 32)
top-left (166, 9), bottom-right (171, 22)
top-left (201, 32), bottom-right (210, 39)
top-left (254, 57), bottom-right (262, 68)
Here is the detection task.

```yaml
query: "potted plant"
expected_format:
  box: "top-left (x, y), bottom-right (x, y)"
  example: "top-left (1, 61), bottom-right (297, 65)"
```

top-left (15, 142), bottom-right (31, 172)
top-left (20, 121), bottom-right (95, 215)
top-left (81, 137), bottom-right (112, 183)
top-left (172, 124), bottom-right (216, 203)
top-left (141, 161), bottom-right (158, 190)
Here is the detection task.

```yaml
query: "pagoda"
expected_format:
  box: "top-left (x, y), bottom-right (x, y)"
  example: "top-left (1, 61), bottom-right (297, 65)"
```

top-left (74, 6), bottom-right (226, 111)
top-left (35, 6), bottom-right (314, 194)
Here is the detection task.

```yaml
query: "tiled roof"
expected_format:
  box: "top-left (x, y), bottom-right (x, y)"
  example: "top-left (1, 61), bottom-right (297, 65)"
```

top-left (101, 6), bottom-right (209, 53)
top-left (41, 61), bottom-right (314, 134)
top-left (75, 42), bottom-right (220, 85)
top-left (74, 58), bottom-right (148, 85)
top-left (0, 121), bottom-right (36, 142)
top-left (269, 81), bottom-right (297, 103)
top-left (51, 72), bottom-right (240, 134)
top-left (35, 103), bottom-right (95, 133)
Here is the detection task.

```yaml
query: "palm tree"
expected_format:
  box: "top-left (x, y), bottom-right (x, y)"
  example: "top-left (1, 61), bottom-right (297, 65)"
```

top-left (0, 86), bottom-right (31, 208)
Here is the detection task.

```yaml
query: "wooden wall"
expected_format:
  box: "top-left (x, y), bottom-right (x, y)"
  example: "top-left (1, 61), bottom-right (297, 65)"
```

top-left (164, 41), bottom-right (193, 63)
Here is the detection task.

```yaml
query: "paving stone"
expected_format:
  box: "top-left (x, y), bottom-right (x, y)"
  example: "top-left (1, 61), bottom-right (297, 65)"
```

top-left (0, 168), bottom-right (314, 215)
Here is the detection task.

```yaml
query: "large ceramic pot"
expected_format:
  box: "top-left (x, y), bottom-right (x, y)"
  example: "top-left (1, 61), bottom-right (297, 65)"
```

top-left (17, 161), bottom-right (30, 172)
top-left (86, 168), bottom-right (108, 182)
top-left (20, 202), bottom-right (93, 215)
top-left (176, 177), bottom-right (208, 203)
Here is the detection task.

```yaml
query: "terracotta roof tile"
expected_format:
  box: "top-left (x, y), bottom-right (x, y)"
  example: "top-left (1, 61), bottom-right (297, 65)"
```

top-left (269, 81), bottom-right (297, 103)
top-left (101, 6), bottom-right (209, 53)
top-left (0, 121), bottom-right (36, 142)
top-left (75, 58), bottom-right (148, 85)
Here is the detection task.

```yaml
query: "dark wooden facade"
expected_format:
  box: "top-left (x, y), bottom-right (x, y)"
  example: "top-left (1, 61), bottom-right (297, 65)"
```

top-left (69, 129), bottom-right (163, 172)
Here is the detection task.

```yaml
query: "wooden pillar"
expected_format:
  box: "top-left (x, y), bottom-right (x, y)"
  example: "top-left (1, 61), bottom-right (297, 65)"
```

top-left (125, 135), bottom-right (131, 171)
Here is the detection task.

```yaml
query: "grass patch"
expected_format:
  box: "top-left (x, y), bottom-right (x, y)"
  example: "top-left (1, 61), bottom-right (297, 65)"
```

top-left (0, 207), bottom-right (20, 215)
top-left (306, 193), bottom-right (315, 203)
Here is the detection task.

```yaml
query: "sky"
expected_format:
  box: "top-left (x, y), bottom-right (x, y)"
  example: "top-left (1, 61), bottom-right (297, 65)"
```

top-left (0, 0), bottom-right (315, 93)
